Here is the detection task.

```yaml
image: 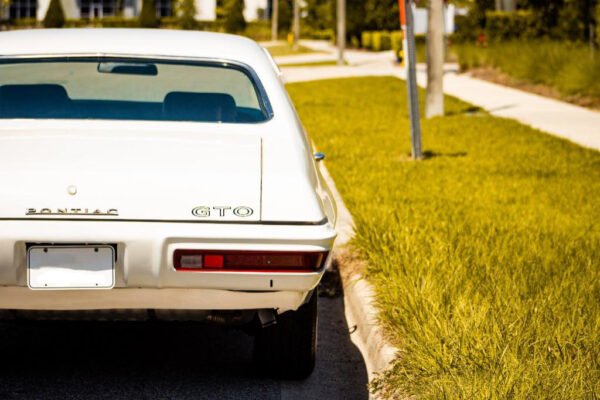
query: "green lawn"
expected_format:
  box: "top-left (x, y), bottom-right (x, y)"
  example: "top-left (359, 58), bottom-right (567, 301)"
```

top-left (264, 43), bottom-right (317, 57)
top-left (287, 77), bottom-right (600, 399)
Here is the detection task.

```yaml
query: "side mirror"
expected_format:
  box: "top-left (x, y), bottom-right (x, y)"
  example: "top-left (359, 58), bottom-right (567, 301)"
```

top-left (313, 152), bottom-right (326, 162)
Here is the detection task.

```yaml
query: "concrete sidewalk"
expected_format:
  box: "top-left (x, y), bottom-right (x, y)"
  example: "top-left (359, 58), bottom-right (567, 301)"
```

top-left (277, 41), bottom-right (600, 152)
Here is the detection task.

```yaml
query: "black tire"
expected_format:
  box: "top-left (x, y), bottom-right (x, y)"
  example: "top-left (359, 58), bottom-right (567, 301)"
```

top-left (253, 292), bottom-right (318, 379)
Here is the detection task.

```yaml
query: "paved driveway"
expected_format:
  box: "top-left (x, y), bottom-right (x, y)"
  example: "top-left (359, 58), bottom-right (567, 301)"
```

top-left (0, 293), bottom-right (368, 400)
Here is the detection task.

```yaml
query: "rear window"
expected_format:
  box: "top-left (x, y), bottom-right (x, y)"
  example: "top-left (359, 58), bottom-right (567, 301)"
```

top-left (0, 57), bottom-right (272, 123)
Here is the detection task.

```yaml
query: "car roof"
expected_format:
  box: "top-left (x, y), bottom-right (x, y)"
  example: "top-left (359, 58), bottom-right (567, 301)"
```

top-left (0, 29), bottom-right (267, 65)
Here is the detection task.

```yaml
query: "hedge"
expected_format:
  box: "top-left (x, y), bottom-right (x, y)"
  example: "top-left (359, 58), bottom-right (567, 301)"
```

top-left (362, 31), bottom-right (373, 50)
top-left (484, 10), bottom-right (541, 42)
top-left (371, 31), bottom-right (392, 51)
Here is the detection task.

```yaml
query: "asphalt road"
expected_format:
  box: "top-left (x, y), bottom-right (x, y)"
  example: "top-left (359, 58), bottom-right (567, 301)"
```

top-left (0, 293), bottom-right (368, 400)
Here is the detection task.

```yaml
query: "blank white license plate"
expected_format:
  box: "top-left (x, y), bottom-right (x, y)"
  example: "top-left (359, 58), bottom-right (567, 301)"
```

top-left (28, 245), bottom-right (115, 290)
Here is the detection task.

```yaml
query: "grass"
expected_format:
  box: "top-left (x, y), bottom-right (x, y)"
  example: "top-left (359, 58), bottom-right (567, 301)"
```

top-left (454, 40), bottom-right (600, 106)
top-left (263, 43), bottom-right (317, 57)
top-left (287, 77), bottom-right (600, 399)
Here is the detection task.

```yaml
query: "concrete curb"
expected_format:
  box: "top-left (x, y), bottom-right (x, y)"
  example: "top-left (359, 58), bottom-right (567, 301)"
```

top-left (319, 164), bottom-right (398, 390)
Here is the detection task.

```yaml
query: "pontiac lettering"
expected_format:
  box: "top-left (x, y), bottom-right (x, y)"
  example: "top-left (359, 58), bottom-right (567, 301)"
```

top-left (26, 208), bottom-right (119, 216)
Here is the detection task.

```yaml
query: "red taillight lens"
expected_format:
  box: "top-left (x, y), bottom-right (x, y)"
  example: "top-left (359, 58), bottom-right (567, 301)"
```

top-left (173, 250), bottom-right (328, 272)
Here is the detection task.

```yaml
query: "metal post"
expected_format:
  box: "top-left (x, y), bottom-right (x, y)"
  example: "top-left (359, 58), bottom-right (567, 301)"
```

top-left (337, 0), bottom-right (346, 65)
top-left (403, 0), bottom-right (422, 159)
top-left (271, 0), bottom-right (278, 42)
top-left (292, 0), bottom-right (300, 50)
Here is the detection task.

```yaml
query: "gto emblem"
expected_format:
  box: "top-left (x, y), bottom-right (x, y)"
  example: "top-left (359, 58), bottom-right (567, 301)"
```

top-left (26, 208), bottom-right (119, 216)
top-left (192, 206), bottom-right (254, 218)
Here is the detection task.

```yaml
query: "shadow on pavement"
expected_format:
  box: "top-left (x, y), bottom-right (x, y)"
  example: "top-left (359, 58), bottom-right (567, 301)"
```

top-left (0, 274), bottom-right (368, 400)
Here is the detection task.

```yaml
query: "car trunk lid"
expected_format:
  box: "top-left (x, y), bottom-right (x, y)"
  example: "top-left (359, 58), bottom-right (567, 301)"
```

top-left (0, 128), bottom-right (261, 222)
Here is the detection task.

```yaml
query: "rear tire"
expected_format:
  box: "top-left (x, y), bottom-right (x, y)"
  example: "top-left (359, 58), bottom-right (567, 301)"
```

top-left (253, 292), bottom-right (318, 379)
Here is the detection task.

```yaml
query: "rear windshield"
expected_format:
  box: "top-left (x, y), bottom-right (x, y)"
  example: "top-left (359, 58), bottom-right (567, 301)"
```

top-left (0, 57), bottom-right (271, 123)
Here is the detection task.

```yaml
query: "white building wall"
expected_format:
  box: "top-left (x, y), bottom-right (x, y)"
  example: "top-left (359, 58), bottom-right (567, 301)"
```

top-left (243, 0), bottom-right (267, 22)
top-left (31, 0), bottom-right (269, 23)
top-left (36, 0), bottom-right (50, 20)
top-left (37, 0), bottom-right (80, 20)
top-left (195, 0), bottom-right (216, 20)
top-left (413, 4), bottom-right (456, 35)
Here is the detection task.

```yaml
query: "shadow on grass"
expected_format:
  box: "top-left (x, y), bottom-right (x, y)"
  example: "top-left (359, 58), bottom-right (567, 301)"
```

top-left (422, 150), bottom-right (468, 159)
top-left (445, 105), bottom-right (484, 116)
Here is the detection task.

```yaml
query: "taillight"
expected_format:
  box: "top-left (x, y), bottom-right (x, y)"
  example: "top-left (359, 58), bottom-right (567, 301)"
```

top-left (173, 250), bottom-right (328, 272)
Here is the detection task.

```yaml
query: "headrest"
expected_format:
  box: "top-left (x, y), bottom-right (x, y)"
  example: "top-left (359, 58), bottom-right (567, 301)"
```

top-left (163, 92), bottom-right (237, 123)
top-left (0, 84), bottom-right (70, 118)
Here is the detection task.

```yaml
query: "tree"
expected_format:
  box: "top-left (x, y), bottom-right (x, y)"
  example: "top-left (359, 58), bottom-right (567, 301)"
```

top-left (271, 0), bottom-right (279, 40)
top-left (495, 0), bottom-right (515, 11)
top-left (292, 0), bottom-right (300, 48)
top-left (0, 0), bottom-right (10, 20)
top-left (43, 0), bottom-right (65, 28)
top-left (364, 0), bottom-right (400, 31)
top-left (304, 0), bottom-right (332, 30)
top-left (596, 1), bottom-right (600, 46)
top-left (277, 0), bottom-right (293, 33)
top-left (176, 0), bottom-right (197, 30)
top-left (223, 0), bottom-right (246, 33)
top-left (426, 0), bottom-right (444, 118)
top-left (139, 0), bottom-right (159, 27)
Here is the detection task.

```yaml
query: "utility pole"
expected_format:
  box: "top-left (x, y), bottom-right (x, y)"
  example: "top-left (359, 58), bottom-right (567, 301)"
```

top-left (426, 0), bottom-right (444, 118)
top-left (337, 0), bottom-right (346, 65)
top-left (271, 0), bottom-right (278, 42)
top-left (292, 0), bottom-right (300, 50)
top-left (399, 0), bottom-right (422, 159)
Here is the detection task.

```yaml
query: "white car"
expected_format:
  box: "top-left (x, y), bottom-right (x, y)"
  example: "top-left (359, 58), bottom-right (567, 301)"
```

top-left (0, 29), bottom-right (337, 379)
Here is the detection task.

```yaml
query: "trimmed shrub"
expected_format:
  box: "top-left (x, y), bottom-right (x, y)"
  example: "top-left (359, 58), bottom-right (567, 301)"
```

top-left (301, 26), bottom-right (334, 41)
top-left (43, 0), bottom-right (65, 28)
top-left (98, 17), bottom-right (140, 27)
top-left (10, 18), bottom-right (38, 27)
top-left (139, 0), bottom-right (158, 27)
top-left (361, 31), bottom-right (373, 49)
top-left (371, 31), bottom-right (391, 51)
top-left (453, 13), bottom-right (480, 43)
top-left (159, 16), bottom-right (180, 29)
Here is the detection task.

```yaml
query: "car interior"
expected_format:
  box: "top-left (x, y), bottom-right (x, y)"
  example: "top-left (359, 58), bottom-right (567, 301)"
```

top-left (0, 84), bottom-right (267, 123)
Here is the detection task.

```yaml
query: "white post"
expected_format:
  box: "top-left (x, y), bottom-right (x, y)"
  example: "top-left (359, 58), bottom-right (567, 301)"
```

top-left (425, 0), bottom-right (444, 118)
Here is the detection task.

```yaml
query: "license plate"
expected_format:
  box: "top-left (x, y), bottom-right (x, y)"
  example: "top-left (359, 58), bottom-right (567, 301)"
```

top-left (27, 245), bottom-right (115, 290)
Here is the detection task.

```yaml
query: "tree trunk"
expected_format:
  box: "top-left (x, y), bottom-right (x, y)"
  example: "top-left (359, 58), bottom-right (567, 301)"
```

top-left (426, 0), bottom-right (444, 118)
top-left (501, 0), bottom-right (515, 11)
top-left (336, 0), bottom-right (346, 65)
top-left (271, 0), bottom-right (278, 42)
top-left (292, 0), bottom-right (300, 50)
